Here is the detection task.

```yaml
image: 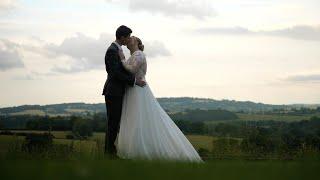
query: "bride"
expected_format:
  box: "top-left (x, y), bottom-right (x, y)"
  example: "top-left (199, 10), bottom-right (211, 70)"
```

top-left (115, 36), bottom-right (203, 163)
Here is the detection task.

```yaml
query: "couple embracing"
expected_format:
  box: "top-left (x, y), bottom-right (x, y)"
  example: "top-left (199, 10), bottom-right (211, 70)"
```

top-left (102, 25), bottom-right (203, 163)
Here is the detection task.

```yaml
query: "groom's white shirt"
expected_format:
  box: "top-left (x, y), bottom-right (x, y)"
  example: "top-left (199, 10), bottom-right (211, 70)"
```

top-left (113, 41), bottom-right (122, 52)
top-left (113, 41), bottom-right (136, 86)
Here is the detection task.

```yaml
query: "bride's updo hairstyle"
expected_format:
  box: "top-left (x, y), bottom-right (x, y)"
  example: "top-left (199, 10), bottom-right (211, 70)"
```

top-left (134, 36), bottom-right (144, 51)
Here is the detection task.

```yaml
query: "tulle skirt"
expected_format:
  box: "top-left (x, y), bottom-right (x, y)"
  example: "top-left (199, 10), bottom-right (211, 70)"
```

top-left (116, 84), bottom-right (203, 163)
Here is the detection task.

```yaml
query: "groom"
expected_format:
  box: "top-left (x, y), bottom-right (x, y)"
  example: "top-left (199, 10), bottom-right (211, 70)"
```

top-left (102, 25), bottom-right (146, 156)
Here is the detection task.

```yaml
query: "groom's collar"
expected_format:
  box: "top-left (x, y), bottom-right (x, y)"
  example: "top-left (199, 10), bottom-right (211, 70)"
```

top-left (113, 41), bottom-right (122, 50)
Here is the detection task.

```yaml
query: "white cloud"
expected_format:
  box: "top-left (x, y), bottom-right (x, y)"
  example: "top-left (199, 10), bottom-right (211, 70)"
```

top-left (195, 26), bottom-right (251, 35)
top-left (0, 32), bottom-right (171, 74)
top-left (106, 0), bottom-right (216, 19)
top-left (194, 25), bottom-right (320, 41)
top-left (45, 33), bottom-right (109, 73)
top-left (285, 74), bottom-right (320, 83)
top-left (261, 25), bottom-right (320, 41)
top-left (0, 0), bottom-right (18, 13)
top-left (0, 39), bottom-right (24, 71)
top-left (143, 40), bottom-right (171, 57)
top-left (44, 33), bottom-right (171, 73)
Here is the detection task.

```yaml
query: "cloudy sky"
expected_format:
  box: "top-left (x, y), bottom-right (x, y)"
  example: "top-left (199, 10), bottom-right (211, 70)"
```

top-left (1, 0), bottom-right (320, 107)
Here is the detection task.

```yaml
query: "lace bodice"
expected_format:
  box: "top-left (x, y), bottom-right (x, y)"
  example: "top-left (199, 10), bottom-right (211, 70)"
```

top-left (121, 50), bottom-right (147, 81)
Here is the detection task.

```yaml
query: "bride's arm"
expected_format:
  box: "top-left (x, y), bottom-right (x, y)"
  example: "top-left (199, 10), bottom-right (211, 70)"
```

top-left (121, 53), bottom-right (144, 74)
top-left (118, 50), bottom-right (137, 73)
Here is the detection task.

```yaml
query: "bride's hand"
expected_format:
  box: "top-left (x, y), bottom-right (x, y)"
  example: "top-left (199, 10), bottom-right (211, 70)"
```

top-left (135, 78), bottom-right (146, 87)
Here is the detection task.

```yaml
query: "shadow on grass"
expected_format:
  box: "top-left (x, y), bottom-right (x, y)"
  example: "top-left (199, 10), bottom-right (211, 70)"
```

top-left (1, 158), bottom-right (320, 180)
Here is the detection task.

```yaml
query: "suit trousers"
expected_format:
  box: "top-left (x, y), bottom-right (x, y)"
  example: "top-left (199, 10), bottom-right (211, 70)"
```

top-left (104, 95), bottom-right (124, 154)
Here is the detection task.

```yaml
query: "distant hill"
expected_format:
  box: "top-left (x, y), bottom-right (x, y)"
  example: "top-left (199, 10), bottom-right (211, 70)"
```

top-left (0, 103), bottom-right (105, 116)
top-left (0, 97), bottom-right (318, 117)
top-left (157, 97), bottom-right (288, 113)
top-left (170, 109), bottom-right (239, 122)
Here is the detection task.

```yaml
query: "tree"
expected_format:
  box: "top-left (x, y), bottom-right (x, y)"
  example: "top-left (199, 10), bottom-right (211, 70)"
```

top-left (174, 120), bottom-right (205, 134)
top-left (189, 122), bottom-right (205, 134)
top-left (240, 127), bottom-right (279, 155)
top-left (72, 117), bottom-right (93, 139)
top-left (215, 123), bottom-right (239, 137)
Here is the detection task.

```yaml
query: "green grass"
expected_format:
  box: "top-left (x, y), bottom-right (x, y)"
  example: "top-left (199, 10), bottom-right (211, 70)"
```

top-left (0, 135), bottom-right (24, 154)
top-left (1, 131), bottom-right (320, 180)
top-left (11, 130), bottom-right (69, 139)
top-left (236, 113), bottom-right (312, 122)
top-left (0, 132), bottom-right (215, 157)
top-left (89, 133), bottom-right (214, 151)
top-left (205, 113), bottom-right (316, 124)
top-left (1, 159), bottom-right (319, 180)
top-left (10, 109), bottom-right (46, 116)
top-left (53, 139), bottom-right (97, 153)
top-left (64, 108), bottom-right (91, 113)
top-left (185, 135), bottom-right (215, 150)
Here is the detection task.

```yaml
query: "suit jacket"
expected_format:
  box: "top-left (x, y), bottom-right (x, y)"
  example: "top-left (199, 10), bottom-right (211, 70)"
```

top-left (102, 42), bottom-right (135, 96)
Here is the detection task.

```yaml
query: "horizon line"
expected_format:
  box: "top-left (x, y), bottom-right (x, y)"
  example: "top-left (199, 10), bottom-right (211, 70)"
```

top-left (1, 96), bottom-right (319, 109)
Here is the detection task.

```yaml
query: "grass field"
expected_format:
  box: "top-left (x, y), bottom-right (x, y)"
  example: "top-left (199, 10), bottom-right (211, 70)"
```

top-left (1, 159), bottom-right (319, 180)
top-left (1, 130), bottom-right (319, 180)
top-left (0, 135), bottom-right (24, 155)
top-left (0, 131), bottom-right (216, 157)
top-left (236, 113), bottom-right (314, 122)
top-left (10, 109), bottom-right (46, 116)
top-left (204, 113), bottom-right (319, 125)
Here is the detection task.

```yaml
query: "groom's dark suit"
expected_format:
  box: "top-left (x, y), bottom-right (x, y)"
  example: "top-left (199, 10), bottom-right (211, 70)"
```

top-left (102, 42), bottom-right (135, 154)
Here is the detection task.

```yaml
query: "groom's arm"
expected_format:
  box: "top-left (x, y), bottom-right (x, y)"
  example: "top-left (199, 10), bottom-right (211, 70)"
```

top-left (106, 49), bottom-right (135, 86)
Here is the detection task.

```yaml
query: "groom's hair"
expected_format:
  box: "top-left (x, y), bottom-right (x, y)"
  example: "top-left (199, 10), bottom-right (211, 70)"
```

top-left (116, 25), bottom-right (132, 40)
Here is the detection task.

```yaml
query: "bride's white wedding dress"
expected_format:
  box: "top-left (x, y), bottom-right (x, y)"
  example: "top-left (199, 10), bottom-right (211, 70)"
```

top-left (115, 50), bottom-right (203, 163)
